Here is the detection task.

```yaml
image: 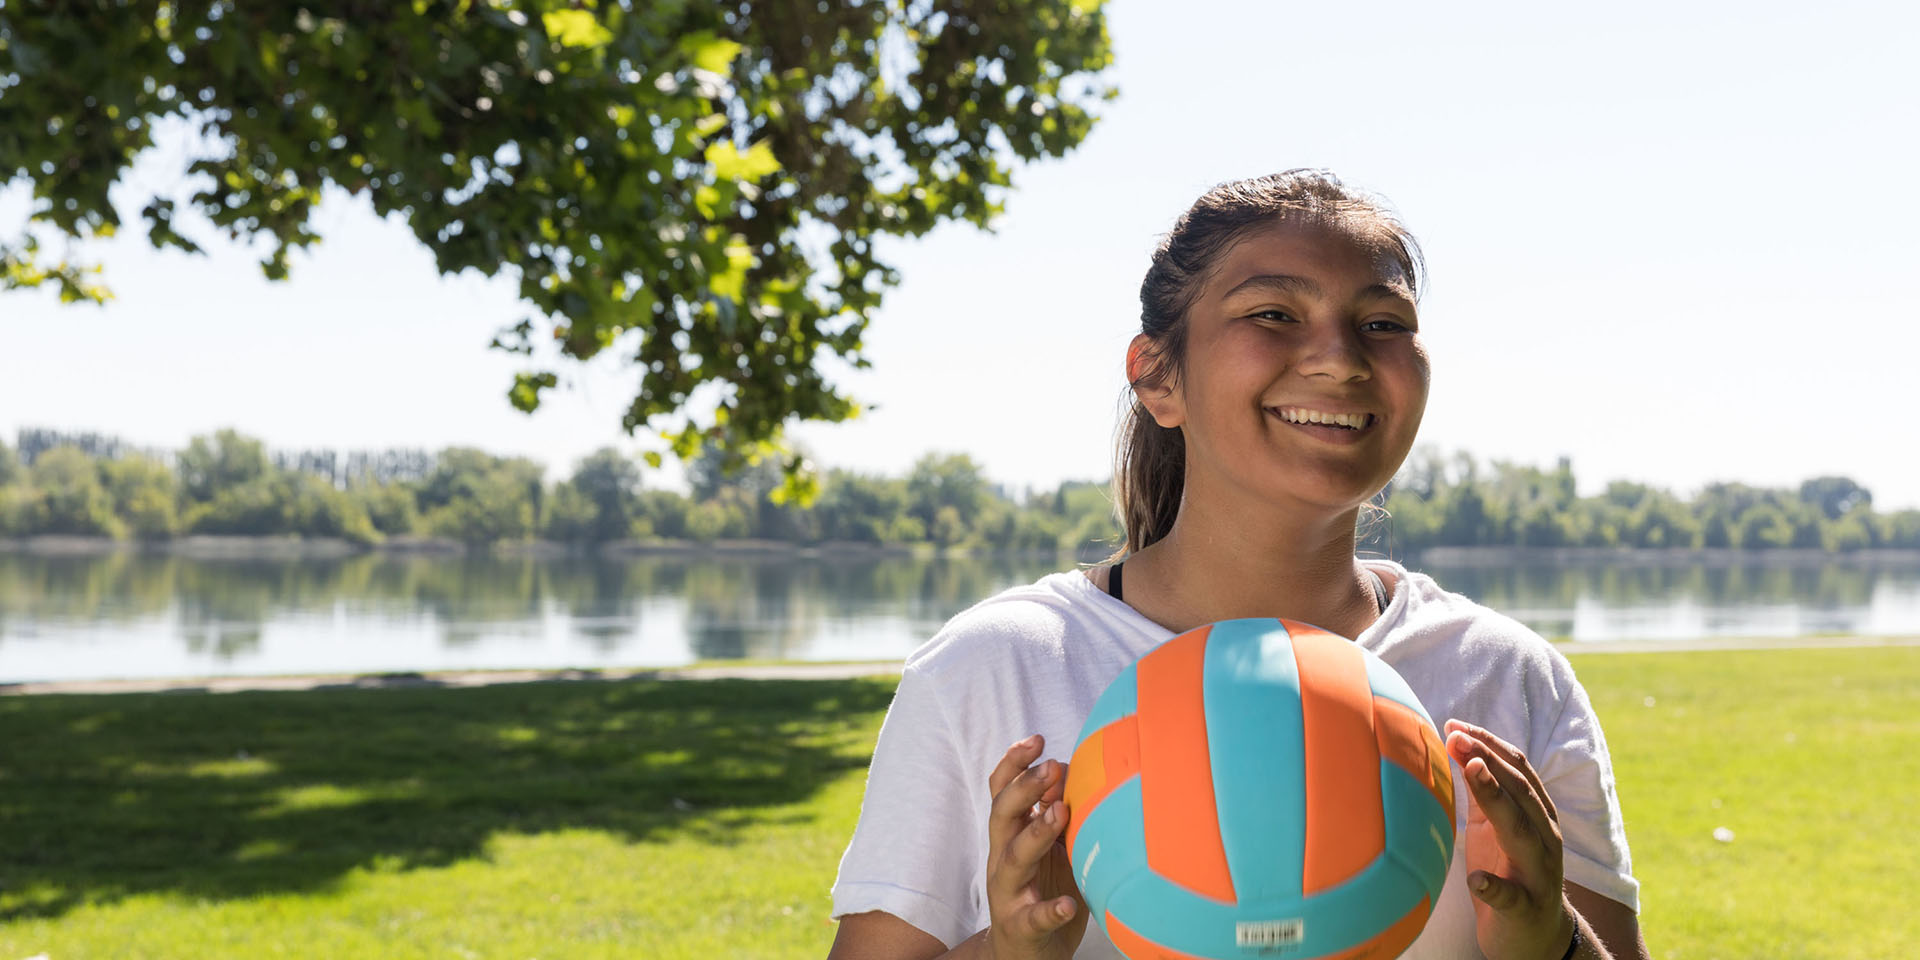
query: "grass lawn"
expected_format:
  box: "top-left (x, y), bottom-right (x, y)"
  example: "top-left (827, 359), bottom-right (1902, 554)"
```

top-left (3, 646), bottom-right (1915, 959)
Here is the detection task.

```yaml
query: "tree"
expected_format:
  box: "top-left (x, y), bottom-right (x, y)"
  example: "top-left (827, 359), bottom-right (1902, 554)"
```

top-left (907, 452), bottom-right (987, 535)
top-left (177, 429), bottom-right (269, 503)
top-left (1799, 476), bottom-right (1872, 521)
top-left (551, 446), bottom-right (644, 543)
top-left (0, 440), bottom-right (20, 486)
top-left (101, 453), bottom-right (180, 539)
top-left (25, 446), bottom-right (125, 537)
top-left (2, 1), bottom-right (1115, 493)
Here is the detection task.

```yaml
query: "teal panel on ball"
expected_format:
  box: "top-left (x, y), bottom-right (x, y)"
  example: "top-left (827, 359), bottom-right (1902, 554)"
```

top-left (1362, 648), bottom-right (1437, 727)
top-left (1105, 849), bottom-right (1428, 959)
top-left (1379, 757), bottom-right (1457, 904)
top-left (1077, 662), bottom-right (1140, 747)
top-left (1103, 864), bottom-right (1246, 958)
top-left (1201, 618), bottom-right (1307, 903)
top-left (1288, 851), bottom-right (1431, 955)
top-left (1069, 775), bottom-right (1150, 931)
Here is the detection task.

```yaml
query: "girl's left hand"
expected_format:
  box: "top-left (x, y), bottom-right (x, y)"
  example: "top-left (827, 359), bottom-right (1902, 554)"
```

top-left (1443, 719), bottom-right (1578, 960)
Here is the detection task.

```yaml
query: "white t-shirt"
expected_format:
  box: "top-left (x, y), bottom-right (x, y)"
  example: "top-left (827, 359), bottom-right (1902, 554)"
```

top-left (830, 560), bottom-right (1639, 959)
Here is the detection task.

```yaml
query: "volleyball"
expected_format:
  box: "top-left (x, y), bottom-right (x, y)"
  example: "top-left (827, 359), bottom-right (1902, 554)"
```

top-left (1062, 618), bottom-right (1457, 960)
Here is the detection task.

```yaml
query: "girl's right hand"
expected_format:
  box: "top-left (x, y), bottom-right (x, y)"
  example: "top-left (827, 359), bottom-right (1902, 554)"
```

top-left (984, 734), bottom-right (1088, 960)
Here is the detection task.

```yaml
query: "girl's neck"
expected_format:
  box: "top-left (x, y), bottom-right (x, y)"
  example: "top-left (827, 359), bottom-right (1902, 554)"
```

top-left (1118, 487), bottom-right (1381, 640)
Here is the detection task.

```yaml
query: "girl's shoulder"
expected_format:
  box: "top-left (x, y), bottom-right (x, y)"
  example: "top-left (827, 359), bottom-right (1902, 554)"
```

top-left (1365, 560), bottom-right (1585, 739)
top-left (904, 569), bottom-right (1167, 681)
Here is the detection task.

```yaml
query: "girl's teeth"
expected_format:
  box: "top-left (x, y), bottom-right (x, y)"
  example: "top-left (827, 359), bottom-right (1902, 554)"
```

top-left (1279, 408), bottom-right (1368, 429)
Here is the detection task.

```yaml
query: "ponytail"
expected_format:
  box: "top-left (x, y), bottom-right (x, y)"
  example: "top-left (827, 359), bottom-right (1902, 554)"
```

top-left (1110, 393), bottom-right (1184, 558)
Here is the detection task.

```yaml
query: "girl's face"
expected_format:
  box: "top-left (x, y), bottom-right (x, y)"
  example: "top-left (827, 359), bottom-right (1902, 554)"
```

top-left (1135, 217), bottom-right (1430, 516)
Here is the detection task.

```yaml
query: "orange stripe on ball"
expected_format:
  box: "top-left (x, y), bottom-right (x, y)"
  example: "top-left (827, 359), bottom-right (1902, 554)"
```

top-left (1136, 626), bottom-right (1237, 904)
top-left (1064, 715), bottom-right (1141, 856)
top-left (1314, 895), bottom-right (1432, 960)
top-left (1373, 696), bottom-right (1452, 816)
top-left (1290, 627), bottom-right (1386, 896)
top-left (1106, 910), bottom-right (1215, 960)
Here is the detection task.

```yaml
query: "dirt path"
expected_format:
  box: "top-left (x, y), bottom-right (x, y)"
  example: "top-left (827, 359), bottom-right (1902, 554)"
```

top-left (6, 636), bottom-right (1915, 697)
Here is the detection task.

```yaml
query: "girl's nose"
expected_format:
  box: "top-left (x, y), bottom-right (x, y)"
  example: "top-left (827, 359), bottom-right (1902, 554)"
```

top-left (1296, 325), bottom-right (1371, 382)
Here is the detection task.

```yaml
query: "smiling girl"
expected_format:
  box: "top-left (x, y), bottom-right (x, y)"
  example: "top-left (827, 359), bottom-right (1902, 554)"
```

top-left (826, 170), bottom-right (1649, 960)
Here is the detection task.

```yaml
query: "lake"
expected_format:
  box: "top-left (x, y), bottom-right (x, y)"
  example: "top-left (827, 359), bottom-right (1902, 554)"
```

top-left (4, 549), bottom-right (1920, 684)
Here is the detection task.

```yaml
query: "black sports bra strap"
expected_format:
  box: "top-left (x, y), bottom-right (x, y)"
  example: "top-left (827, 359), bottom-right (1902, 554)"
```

top-left (1104, 559), bottom-right (1386, 615)
top-left (1365, 567), bottom-right (1390, 614)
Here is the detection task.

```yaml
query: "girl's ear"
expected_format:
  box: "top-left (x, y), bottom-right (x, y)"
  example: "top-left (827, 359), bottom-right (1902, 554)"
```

top-left (1127, 333), bottom-right (1185, 429)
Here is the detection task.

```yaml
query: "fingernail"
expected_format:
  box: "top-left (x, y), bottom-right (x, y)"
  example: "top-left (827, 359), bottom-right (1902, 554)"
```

top-left (1045, 802), bottom-right (1060, 825)
top-left (1471, 872), bottom-right (1488, 893)
top-left (1022, 734), bottom-right (1042, 748)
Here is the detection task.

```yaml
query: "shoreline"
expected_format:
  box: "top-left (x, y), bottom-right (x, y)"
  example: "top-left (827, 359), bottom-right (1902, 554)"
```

top-left (7, 535), bottom-right (1920, 565)
top-left (6, 635), bottom-right (1917, 697)
top-left (0, 534), bottom-right (1074, 561)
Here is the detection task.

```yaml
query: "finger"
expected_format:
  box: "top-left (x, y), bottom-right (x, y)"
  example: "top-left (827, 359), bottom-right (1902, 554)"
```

top-left (1446, 720), bottom-right (1557, 822)
top-left (989, 734), bottom-right (1045, 797)
top-left (1005, 799), bottom-right (1072, 884)
top-left (1467, 868), bottom-right (1536, 914)
top-left (1031, 761), bottom-right (1071, 815)
top-left (1458, 753), bottom-right (1555, 875)
top-left (1448, 730), bottom-right (1556, 845)
top-left (990, 759), bottom-right (1063, 855)
top-left (1004, 892), bottom-right (1080, 940)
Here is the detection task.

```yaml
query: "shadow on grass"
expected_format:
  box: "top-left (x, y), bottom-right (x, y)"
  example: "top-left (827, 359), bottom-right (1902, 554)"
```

top-left (0, 676), bottom-right (898, 921)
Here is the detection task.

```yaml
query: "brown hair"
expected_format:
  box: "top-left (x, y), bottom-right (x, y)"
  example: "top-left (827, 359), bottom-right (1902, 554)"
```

top-left (1110, 169), bottom-right (1425, 559)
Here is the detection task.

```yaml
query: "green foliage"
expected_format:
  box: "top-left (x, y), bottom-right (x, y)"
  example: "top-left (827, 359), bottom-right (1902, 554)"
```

top-left (0, 440), bottom-right (19, 486)
top-left (101, 453), bottom-right (179, 540)
top-left (177, 429), bottom-right (269, 504)
top-left (423, 471), bottom-right (537, 545)
top-left (811, 469), bottom-right (907, 543)
top-left (14, 428), bottom-right (1920, 555)
top-left (24, 446), bottom-right (125, 537)
top-left (545, 447), bottom-right (646, 544)
top-left (1371, 449), bottom-right (1918, 554)
top-left (0, 0), bottom-right (1116, 495)
top-left (351, 480), bottom-right (421, 536)
top-left (906, 452), bottom-right (988, 536)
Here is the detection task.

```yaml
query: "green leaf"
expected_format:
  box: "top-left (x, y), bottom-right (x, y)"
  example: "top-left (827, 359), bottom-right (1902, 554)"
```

top-left (642, 451), bottom-right (664, 469)
top-left (677, 30), bottom-right (743, 74)
top-left (709, 239), bottom-right (754, 301)
top-left (704, 140), bottom-right (779, 183)
top-left (542, 10), bottom-right (613, 49)
top-left (693, 184), bottom-right (722, 219)
top-left (508, 372), bottom-right (558, 413)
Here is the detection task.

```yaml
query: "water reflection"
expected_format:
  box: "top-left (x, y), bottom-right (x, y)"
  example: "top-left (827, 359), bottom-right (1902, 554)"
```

top-left (2, 551), bottom-right (1918, 683)
top-left (1418, 558), bottom-right (1920, 641)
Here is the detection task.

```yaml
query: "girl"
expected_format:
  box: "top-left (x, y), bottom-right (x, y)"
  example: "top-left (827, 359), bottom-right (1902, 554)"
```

top-left (826, 170), bottom-right (1650, 960)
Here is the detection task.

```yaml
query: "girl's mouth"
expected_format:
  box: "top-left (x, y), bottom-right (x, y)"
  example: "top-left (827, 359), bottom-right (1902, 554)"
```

top-left (1269, 406), bottom-right (1375, 431)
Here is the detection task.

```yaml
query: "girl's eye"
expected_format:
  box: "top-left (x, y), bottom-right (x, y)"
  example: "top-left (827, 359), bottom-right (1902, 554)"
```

top-left (1362, 317), bottom-right (1411, 334)
top-left (1251, 309), bottom-right (1297, 324)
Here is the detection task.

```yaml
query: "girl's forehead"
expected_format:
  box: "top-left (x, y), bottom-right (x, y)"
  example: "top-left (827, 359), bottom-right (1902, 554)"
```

top-left (1207, 217), bottom-right (1413, 296)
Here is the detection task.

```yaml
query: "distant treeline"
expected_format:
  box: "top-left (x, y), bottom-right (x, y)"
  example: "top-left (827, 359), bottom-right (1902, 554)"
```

top-left (0, 429), bottom-right (1119, 554)
top-left (3, 429), bottom-right (1917, 554)
top-left (1365, 451), bottom-right (1919, 553)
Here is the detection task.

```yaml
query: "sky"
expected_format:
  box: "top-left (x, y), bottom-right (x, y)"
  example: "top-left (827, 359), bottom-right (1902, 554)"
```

top-left (4, 0), bottom-right (1919, 506)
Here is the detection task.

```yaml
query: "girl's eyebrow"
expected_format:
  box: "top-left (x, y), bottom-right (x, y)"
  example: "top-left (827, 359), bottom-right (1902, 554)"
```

top-left (1224, 274), bottom-right (1415, 307)
top-left (1357, 282), bottom-right (1416, 306)
top-left (1223, 273), bottom-right (1321, 299)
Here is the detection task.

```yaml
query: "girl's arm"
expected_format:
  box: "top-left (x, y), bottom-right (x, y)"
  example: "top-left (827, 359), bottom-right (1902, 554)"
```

top-left (827, 911), bottom-right (988, 960)
top-left (1568, 882), bottom-right (1651, 960)
top-left (830, 736), bottom-right (1085, 960)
